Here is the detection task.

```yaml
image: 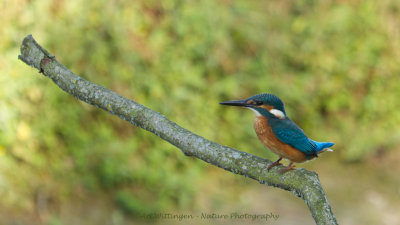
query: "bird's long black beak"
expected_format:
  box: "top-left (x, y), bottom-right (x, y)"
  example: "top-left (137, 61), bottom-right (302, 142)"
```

top-left (219, 99), bottom-right (249, 107)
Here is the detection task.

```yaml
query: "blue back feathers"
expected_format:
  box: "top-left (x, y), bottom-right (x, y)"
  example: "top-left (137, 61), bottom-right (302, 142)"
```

top-left (269, 116), bottom-right (335, 158)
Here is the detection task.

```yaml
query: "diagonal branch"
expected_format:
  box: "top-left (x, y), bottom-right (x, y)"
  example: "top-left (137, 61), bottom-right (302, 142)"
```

top-left (18, 34), bottom-right (338, 225)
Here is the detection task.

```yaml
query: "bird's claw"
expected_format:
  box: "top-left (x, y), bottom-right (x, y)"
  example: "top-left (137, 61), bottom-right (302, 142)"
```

top-left (267, 157), bottom-right (283, 171)
top-left (267, 162), bottom-right (282, 171)
top-left (278, 163), bottom-right (295, 174)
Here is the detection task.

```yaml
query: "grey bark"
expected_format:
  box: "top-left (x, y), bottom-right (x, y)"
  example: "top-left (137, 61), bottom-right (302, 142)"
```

top-left (18, 34), bottom-right (338, 225)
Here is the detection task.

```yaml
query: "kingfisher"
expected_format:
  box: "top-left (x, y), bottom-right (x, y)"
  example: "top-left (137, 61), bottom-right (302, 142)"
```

top-left (220, 93), bottom-right (334, 173)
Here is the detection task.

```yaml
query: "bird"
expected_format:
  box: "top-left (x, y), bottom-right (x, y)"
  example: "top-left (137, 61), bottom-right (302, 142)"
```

top-left (220, 93), bottom-right (334, 173)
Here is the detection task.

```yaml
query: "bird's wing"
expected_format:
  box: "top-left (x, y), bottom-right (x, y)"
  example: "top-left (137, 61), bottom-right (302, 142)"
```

top-left (269, 118), bottom-right (316, 156)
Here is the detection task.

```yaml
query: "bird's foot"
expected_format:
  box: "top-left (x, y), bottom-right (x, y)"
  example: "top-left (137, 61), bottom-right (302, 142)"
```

top-left (279, 162), bottom-right (295, 174)
top-left (267, 157), bottom-right (283, 171)
top-left (267, 162), bottom-right (282, 170)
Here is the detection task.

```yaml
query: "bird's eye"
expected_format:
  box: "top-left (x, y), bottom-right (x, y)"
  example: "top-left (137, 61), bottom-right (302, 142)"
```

top-left (255, 101), bottom-right (263, 105)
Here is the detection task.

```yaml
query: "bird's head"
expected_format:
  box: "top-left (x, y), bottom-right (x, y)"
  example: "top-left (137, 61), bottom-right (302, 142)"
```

top-left (220, 93), bottom-right (286, 119)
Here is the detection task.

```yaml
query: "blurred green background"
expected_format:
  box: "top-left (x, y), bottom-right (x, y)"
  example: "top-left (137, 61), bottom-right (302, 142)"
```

top-left (1, 0), bottom-right (400, 224)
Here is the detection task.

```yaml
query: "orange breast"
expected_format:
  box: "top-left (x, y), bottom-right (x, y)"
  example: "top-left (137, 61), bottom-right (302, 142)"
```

top-left (254, 116), bottom-right (307, 163)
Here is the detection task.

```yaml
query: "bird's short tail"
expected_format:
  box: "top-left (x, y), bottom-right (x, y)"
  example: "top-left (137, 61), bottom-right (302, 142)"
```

top-left (311, 140), bottom-right (335, 153)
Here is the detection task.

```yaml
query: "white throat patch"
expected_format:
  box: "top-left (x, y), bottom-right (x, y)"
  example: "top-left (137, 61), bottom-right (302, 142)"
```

top-left (247, 107), bottom-right (262, 117)
top-left (269, 109), bottom-right (285, 119)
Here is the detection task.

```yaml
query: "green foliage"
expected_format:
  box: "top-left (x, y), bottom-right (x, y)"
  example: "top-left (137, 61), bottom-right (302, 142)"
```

top-left (116, 190), bottom-right (155, 215)
top-left (1, 0), bottom-right (400, 223)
